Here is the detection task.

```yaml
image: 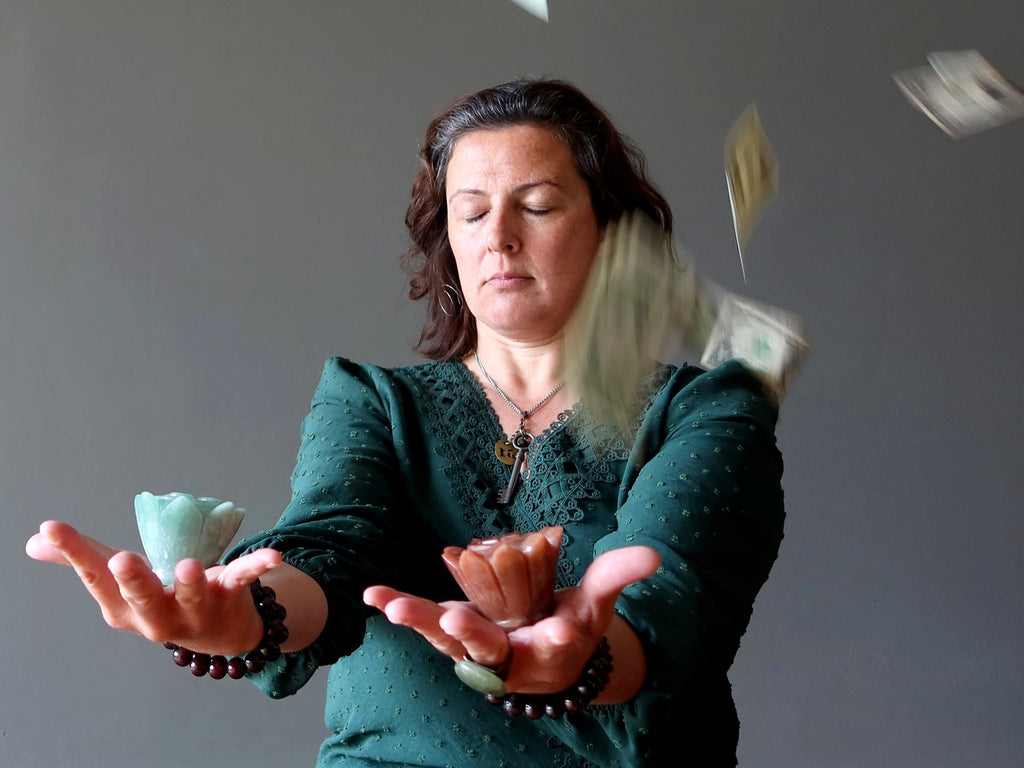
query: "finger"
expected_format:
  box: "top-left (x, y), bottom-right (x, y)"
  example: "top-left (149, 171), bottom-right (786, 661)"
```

top-left (108, 550), bottom-right (170, 634)
top-left (27, 521), bottom-right (117, 565)
top-left (172, 550), bottom-right (283, 626)
top-left (505, 615), bottom-right (582, 691)
top-left (26, 520), bottom-right (71, 565)
top-left (34, 521), bottom-right (129, 615)
top-left (578, 546), bottom-right (660, 613)
top-left (364, 587), bottom-right (465, 659)
top-left (378, 594), bottom-right (446, 629)
top-left (171, 558), bottom-right (211, 610)
top-left (26, 531), bottom-right (69, 565)
top-left (528, 614), bottom-right (578, 656)
top-left (214, 548), bottom-right (283, 591)
top-left (438, 605), bottom-right (509, 667)
top-left (363, 585), bottom-right (404, 612)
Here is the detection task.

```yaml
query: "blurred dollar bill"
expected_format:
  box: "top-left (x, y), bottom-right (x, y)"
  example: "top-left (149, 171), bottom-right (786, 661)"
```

top-left (507, 0), bottom-right (548, 22)
top-left (699, 291), bottom-right (810, 404)
top-left (724, 104), bottom-right (779, 282)
top-left (565, 211), bottom-right (694, 436)
top-left (893, 50), bottom-right (1024, 138)
top-left (566, 211), bottom-right (808, 436)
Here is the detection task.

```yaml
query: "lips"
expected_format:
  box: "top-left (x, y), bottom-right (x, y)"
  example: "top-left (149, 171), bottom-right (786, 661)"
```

top-left (486, 272), bottom-right (531, 286)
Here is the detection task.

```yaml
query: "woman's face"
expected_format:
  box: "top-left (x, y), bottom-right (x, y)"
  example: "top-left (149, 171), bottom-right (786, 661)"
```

top-left (445, 124), bottom-right (602, 346)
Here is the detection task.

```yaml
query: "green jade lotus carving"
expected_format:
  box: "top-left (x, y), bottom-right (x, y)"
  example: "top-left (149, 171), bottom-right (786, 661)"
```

top-left (134, 492), bottom-right (245, 585)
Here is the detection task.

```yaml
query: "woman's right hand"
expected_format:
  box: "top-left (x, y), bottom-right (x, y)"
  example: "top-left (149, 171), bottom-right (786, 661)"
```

top-left (26, 520), bottom-right (283, 655)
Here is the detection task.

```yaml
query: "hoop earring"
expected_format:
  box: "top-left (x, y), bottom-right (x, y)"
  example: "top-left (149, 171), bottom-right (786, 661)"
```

top-left (439, 283), bottom-right (463, 317)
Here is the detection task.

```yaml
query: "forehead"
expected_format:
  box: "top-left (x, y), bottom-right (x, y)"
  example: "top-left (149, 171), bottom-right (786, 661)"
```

top-left (445, 124), bottom-right (580, 187)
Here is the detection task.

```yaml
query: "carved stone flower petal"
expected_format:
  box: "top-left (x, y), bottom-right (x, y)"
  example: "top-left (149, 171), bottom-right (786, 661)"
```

top-left (135, 492), bottom-right (245, 585)
top-left (442, 525), bottom-right (562, 629)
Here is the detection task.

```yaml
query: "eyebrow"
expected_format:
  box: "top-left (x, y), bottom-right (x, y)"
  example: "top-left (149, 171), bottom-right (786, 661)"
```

top-left (447, 180), bottom-right (564, 204)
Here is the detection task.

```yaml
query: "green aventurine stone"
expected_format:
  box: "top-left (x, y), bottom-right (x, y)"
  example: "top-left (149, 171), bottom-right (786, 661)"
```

top-left (454, 660), bottom-right (508, 696)
top-left (134, 491), bottom-right (245, 585)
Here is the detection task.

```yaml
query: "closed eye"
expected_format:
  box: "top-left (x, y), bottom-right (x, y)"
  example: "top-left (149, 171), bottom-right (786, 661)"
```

top-left (456, 206), bottom-right (550, 223)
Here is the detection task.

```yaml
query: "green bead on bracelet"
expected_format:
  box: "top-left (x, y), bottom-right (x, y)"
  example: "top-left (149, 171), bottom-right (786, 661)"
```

top-left (454, 658), bottom-right (509, 696)
top-left (454, 637), bottom-right (613, 719)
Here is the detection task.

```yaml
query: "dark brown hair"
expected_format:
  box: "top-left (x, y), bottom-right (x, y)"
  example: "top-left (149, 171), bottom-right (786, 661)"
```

top-left (403, 78), bottom-right (673, 361)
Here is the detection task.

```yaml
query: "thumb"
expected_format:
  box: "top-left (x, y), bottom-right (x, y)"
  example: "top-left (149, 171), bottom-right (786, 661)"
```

top-left (578, 545), bottom-right (660, 614)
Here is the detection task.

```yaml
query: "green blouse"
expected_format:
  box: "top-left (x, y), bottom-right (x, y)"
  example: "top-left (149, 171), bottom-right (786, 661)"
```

top-left (226, 357), bottom-right (785, 767)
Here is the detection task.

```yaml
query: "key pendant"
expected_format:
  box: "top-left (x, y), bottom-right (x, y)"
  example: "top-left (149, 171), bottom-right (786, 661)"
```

top-left (498, 431), bottom-right (533, 505)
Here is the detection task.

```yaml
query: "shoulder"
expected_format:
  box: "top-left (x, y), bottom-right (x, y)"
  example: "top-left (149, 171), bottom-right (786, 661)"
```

top-left (310, 357), bottom-right (472, 412)
top-left (649, 359), bottom-right (779, 430)
top-left (315, 357), bottom-right (450, 391)
top-left (627, 360), bottom-right (782, 470)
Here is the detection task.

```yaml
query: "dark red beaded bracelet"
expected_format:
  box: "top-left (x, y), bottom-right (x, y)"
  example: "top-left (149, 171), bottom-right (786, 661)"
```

top-left (484, 636), bottom-right (613, 720)
top-left (164, 579), bottom-right (288, 680)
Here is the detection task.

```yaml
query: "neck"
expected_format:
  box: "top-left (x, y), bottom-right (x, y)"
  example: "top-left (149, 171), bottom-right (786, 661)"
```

top-left (476, 350), bottom-right (564, 417)
top-left (466, 338), bottom-right (573, 438)
top-left (466, 337), bottom-right (568, 407)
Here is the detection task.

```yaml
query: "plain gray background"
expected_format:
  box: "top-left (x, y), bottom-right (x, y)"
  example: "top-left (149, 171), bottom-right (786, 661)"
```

top-left (3, 1), bottom-right (1021, 766)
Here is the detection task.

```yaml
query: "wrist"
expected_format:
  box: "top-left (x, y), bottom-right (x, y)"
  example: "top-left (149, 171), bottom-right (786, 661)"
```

top-left (592, 613), bottom-right (646, 704)
top-left (485, 637), bottom-right (613, 720)
top-left (165, 579), bottom-right (289, 679)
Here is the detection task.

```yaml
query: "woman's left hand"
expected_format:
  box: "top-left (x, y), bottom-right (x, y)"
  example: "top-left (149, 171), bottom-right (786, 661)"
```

top-left (363, 545), bottom-right (660, 699)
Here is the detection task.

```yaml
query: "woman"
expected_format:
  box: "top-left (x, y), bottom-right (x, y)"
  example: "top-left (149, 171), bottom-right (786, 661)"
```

top-left (27, 79), bottom-right (785, 767)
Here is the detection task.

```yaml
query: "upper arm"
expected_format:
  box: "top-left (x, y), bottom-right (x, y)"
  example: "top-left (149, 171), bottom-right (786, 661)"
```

top-left (599, 361), bottom-right (785, 676)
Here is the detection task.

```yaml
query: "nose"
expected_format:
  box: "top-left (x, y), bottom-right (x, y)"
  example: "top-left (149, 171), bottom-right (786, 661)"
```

top-left (485, 207), bottom-right (520, 254)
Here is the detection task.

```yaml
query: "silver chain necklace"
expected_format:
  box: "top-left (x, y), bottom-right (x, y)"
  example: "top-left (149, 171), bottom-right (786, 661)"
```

top-left (474, 350), bottom-right (566, 505)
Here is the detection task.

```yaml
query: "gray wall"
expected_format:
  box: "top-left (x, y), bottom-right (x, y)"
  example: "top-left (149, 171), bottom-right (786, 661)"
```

top-left (3, 2), bottom-right (1021, 766)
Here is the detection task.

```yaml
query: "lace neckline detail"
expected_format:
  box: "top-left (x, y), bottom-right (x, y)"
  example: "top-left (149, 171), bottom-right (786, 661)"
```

top-left (408, 358), bottom-right (672, 587)
top-left (454, 359), bottom-right (578, 444)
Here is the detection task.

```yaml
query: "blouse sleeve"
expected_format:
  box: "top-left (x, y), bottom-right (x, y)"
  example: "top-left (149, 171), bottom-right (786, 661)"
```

top-left (540, 360), bottom-right (786, 764)
top-left (224, 358), bottom-right (416, 699)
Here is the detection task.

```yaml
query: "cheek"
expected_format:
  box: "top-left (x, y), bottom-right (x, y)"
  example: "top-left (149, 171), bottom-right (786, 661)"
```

top-left (565, 245), bottom-right (601, 302)
top-left (446, 234), bottom-right (469, 272)
top-left (450, 252), bottom-right (478, 297)
top-left (447, 225), bottom-right (479, 263)
top-left (557, 226), bottom-right (600, 277)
